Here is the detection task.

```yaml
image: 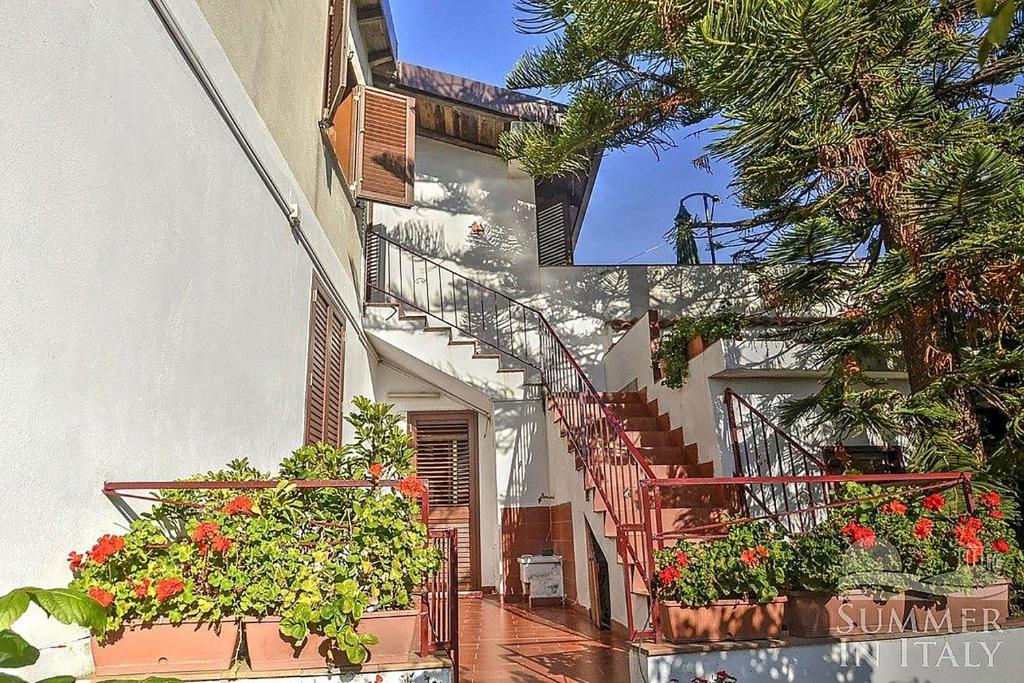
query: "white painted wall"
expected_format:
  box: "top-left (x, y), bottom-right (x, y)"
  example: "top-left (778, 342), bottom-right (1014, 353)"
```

top-left (374, 137), bottom-right (761, 382)
top-left (366, 317), bottom-right (551, 592)
top-left (0, 1), bottom-right (374, 676)
top-left (634, 626), bottom-right (1024, 683)
top-left (604, 313), bottom-right (911, 476)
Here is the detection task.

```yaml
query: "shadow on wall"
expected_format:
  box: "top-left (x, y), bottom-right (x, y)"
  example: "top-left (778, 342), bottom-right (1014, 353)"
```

top-left (498, 397), bottom-right (544, 508)
top-left (386, 218), bottom-right (755, 378)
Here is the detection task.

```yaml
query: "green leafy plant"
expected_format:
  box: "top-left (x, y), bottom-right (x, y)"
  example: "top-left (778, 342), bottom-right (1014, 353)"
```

top-left (787, 484), bottom-right (1024, 595)
top-left (0, 586), bottom-right (144, 683)
top-left (65, 398), bottom-right (440, 665)
top-left (659, 308), bottom-right (745, 387)
top-left (654, 522), bottom-right (789, 606)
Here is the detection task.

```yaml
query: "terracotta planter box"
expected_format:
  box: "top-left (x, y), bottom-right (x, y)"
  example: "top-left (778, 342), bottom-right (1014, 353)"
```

top-left (686, 335), bottom-right (706, 360)
top-left (907, 581), bottom-right (1009, 633)
top-left (91, 620), bottom-right (238, 676)
top-left (245, 603), bottom-right (422, 671)
top-left (660, 597), bottom-right (787, 643)
top-left (786, 590), bottom-right (906, 638)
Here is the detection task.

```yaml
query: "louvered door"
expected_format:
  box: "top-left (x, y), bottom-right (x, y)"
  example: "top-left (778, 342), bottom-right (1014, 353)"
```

top-left (305, 276), bottom-right (346, 447)
top-left (409, 411), bottom-right (479, 590)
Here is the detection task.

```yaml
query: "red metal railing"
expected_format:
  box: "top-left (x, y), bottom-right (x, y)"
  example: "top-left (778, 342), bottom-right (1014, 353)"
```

top-left (366, 229), bottom-right (658, 633)
top-left (639, 472), bottom-right (975, 642)
top-left (102, 478), bottom-right (458, 671)
top-left (725, 387), bottom-right (836, 533)
top-left (427, 528), bottom-right (458, 674)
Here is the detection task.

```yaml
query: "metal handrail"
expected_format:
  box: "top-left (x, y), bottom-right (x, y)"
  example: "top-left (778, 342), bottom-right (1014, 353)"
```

top-left (365, 229), bottom-right (658, 598)
top-left (640, 471), bottom-right (975, 643)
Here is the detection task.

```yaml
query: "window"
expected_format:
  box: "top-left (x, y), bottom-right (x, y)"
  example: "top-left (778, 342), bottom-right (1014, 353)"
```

top-left (328, 85), bottom-right (417, 207)
top-left (322, 1), bottom-right (416, 207)
top-left (304, 276), bottom-right (346, 446)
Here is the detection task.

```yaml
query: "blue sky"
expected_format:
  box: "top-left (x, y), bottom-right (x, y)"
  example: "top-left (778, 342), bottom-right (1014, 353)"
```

top-left (389, 0), bottom-right (750, 265)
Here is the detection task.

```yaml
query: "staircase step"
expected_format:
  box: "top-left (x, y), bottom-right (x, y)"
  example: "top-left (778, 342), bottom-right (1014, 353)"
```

top-left (637, 444), bottom-right (700, 465)
top-left (605, 402), bottom-right (654, 418)
top-left (617, 415), bottom-right (670, 432)
top-left (621, 429), bottom-right (685, 447)
top-left (598, 391), bottom-right (647, 404)
top-left (659, 506), bottom-right (726, 531)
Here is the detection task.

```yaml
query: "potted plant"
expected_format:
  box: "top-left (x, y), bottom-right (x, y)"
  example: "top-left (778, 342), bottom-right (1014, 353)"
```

top-left (241, 398), bottom-right (438, 670)
top-left (900, 490), bottom-right (1020, 633)
top-left (658, 308), bottom-right (744, 387)
top-left (655, 522), bottom-right (789, 642)
top-left (67, 397), bottom-right (441, 674)
top-left (68, 519), bottom-right (240, 676)
top-left (785, 493), bottom-right (911, 638)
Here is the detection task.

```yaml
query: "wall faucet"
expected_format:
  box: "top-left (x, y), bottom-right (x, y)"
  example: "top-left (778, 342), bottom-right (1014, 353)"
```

top-left (537, 493), bottom-right (554, 504)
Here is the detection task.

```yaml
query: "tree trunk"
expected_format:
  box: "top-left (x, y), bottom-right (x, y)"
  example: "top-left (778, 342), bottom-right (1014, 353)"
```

top-left (879, 191), bottom-right (987, 464)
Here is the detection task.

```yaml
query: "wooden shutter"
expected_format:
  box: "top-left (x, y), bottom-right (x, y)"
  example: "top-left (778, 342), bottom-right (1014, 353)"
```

top-left (534, 154), bottom-right (600, 266)
top-left (535, 176), bottom-right (573, 266)
top-left (322, 0), bottom-right (349, 118)
top-left (413, 417), bottom-right (472, 507)
top-left (410, 412), bottom-right (478, 588)
top-left (353, 86), bottom-right (416, 207)
top-left (305, 276), bottom-right (346, 446)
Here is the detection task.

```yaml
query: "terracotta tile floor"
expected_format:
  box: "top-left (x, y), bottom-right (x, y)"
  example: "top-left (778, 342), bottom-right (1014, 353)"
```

top-left (457, 597), bottom-right (631, 682)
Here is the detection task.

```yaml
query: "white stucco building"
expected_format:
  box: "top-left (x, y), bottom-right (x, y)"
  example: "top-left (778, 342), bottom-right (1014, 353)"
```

top-left (5, 3), bottom-right (989, 683)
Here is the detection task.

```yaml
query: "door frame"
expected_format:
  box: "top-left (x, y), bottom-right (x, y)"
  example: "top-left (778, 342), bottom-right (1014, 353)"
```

top-left (408, 410), bottom-right (482, 591)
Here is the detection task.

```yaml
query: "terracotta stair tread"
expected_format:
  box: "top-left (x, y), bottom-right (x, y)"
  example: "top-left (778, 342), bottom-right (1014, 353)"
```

top-left (597, 391), bottom-right (647, 403)
top-left (621, 429), bottom-right (685, 447)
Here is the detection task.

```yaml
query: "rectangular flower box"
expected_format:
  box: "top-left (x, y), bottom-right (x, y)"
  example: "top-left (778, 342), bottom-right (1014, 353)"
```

top-left (91, 620), bottom-right (239, 676)
top-left (659, 597), bottom-right (787, 643)
top-left (245, 603), bottom-right (422, 671)
top-left (907, 581), bottom-right (1009, 633)
top-left (785, 590), bottom-right (906, 638)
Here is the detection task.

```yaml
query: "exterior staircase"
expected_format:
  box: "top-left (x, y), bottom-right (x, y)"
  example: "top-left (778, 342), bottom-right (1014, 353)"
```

top-left (364, 228), bottom-right (729, 637)
top-left (560, 390), bottom-right (727, 602)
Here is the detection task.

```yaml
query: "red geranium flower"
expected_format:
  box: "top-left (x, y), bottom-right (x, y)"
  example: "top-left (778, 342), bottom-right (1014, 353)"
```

top-left (978, 492), bottom-right (1002, 510)
top-left (155, 578), bottom-right (185, 603)
top-left (993, 539), bottom-right (1011, 554)
top-left (68, 551), bottom-right (85, 572)
top-left (192, 521), bottom-right (220, 542)
top-left (223, 496), bottom-right (253, 515)
top-left (842, 522), bottom-right (876, 548)
top-left (963, 538), bottom-right (984, 565)
top-left (914, 518), bottom-right (934, 539)
top-left (659, 565), bottom-right (681, 584)
top-left (922, 493), bottom-right (945, 512)
top-left (368, 462), bottom-right (384, 479)
top-left (88, 587), bottom-right (114, 608)
top-left (880, 500), bottom-right (907, 515)
top-left (87, 535), bottom-right (125, 565)
top-left (211, 535), bottom-right (233, 553)
top-left (396, 475), bottom-right (427, 498)
top-left (134, 579), bottom-right (150, 599)
top-left (756, 545), bottom-right (769, 558)
top-left (991, 509), bottom-right (1005, 520)
top-left (675, 550), bottom-right (689, 567)
top-left (739, 549), bottom-right (760, 566)
top-left (954, 517), bottom-right (983, 545)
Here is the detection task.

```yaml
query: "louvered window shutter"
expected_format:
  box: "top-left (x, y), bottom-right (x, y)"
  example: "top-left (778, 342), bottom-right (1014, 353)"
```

top-left (322, 0), bottom-right (349, 119)
top-left (534, 176), bottom-right (574, 266)
top-left (305, 277), bottom-right (346, 446)
top-left (353, 86), bottom-right (416, 207)
top-left (412, 417), bottom-right (472, 507)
